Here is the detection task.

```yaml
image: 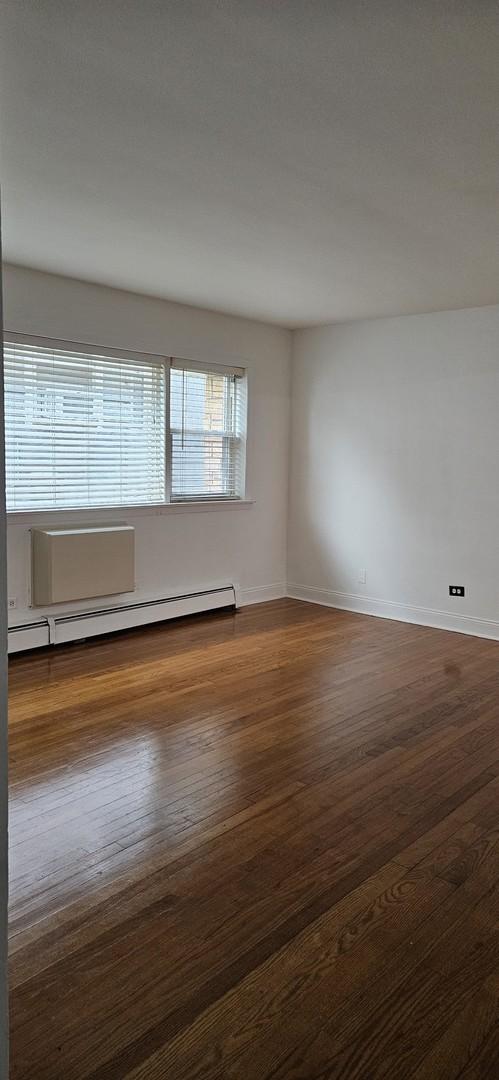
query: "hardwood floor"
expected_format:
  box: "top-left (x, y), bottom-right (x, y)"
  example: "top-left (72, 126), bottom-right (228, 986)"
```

top-left (8, 598), bottom-right (499, 1079)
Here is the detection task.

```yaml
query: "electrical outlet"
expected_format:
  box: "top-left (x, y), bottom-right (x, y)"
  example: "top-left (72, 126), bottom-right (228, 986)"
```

top-left (449, 586), bottom-right (465, 597)
top-left (358, 569), bottom-right (367, 584)
top-left (8, 597), bottom-right (17, 610)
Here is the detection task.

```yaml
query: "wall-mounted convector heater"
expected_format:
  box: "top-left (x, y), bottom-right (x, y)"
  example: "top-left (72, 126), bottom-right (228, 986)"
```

top-left (31, 524), bottom-right (135, 605)
top-left (8, 585), bottom-right (239, 654)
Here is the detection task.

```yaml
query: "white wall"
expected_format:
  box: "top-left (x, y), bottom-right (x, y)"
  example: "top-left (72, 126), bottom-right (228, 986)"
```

top-left (288, 307), bottom-right (499, 639)
top-left (4, 266), bottom-right (291, 621)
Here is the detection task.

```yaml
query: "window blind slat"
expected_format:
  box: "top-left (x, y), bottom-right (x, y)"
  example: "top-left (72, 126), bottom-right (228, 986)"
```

top-left (4, 342), bottom-right (166, 510)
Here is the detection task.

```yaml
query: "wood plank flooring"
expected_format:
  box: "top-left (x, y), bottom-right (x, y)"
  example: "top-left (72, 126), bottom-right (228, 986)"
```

top-left (8, 598), bottom-right (499, 1079)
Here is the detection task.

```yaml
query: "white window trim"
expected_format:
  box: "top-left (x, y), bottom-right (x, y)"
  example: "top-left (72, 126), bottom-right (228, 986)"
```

top-left (4, 332), bottom-right (251, 517)
top-left (6, 500), bottom-right (255, 525)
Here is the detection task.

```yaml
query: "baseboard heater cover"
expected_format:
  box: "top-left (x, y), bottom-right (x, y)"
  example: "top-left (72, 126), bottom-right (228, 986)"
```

top-left (8, 585), bottom-right (239, 653)
top-left (8, 619), bottom-right (51, 653)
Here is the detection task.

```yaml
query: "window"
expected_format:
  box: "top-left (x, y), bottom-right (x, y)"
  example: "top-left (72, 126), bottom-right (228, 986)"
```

top-left (4, 338), bottom-right (247, 512)
top-left (170, 362), bottom-right (246, 501)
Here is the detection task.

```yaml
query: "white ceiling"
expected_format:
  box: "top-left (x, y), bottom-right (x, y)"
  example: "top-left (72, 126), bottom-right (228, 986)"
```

top-left (2, 1), bottom-right (499, 327)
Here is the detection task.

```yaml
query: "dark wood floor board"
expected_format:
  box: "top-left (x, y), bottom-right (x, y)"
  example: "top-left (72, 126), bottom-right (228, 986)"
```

top-left (110, 858), bottom-right (410, 1080)
top-left (129, 865), bottom-right (455, 1080)
top-left (411, 972), bottom-right (499, 1079)
top-left (212, 835), bottom-right (499, 1080)
top-left (455, 1016), bottom-right (499, 1079)
top-left (323, 888), bottom-right (499, 1078)
top-left (8, 599), bottom-right (499, 1079)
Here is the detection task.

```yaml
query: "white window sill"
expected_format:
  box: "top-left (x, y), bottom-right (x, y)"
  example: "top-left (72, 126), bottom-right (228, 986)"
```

top-left (7, 500), bottom-right (255, 525)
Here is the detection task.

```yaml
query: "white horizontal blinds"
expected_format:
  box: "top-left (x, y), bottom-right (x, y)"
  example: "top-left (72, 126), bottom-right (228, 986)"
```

top-left (4, 341), bottom-right (166, 510)
top-left (170, 361), bottom-right (246, 501)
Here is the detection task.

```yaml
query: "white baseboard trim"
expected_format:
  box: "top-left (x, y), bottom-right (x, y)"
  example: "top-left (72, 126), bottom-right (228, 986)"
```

top-left (240, 583), bottom-right (287, 606)
top-left (286, 584), bottom-right (499, 642)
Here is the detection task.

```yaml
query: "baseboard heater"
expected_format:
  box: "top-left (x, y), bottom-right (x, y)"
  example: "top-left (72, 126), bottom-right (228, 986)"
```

top-left (8, 585), bottom-right (239, 654)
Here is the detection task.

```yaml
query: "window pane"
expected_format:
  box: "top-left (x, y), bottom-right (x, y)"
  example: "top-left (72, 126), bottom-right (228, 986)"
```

top-left (4, 342), bottom-right (166, 510)
top-left (170, 366), bottom-right (245, 500)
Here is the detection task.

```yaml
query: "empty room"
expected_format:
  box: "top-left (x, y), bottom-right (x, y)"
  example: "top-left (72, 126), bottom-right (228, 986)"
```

top-left (1, 1), bottom-right (499, 1077)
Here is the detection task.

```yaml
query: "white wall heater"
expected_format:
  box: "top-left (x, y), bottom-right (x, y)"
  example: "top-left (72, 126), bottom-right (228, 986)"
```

top-left (8, 585), bottom-right (239, 654)
top-left (31, 523), bottom-right (135, 605)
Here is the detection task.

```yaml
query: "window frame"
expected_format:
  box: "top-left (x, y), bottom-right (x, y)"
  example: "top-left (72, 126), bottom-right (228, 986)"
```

top-left (169, 357), bottom-right (247, 504)
top-left (4, 333), bottom-right (250, 519)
